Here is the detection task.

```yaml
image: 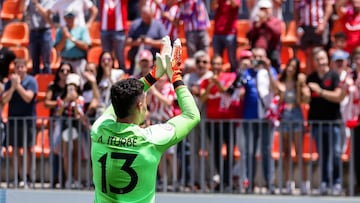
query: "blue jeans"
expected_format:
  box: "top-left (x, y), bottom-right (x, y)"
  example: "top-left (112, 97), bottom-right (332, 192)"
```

top-left (212, 34), bottom-right (237, 72)
top-left (29, 29), bottom-right (52, 75)
top-left (101, 30), bottom-right (126, 71)
top-left (242, 121), bottom-right (274, 188)
top-left (311, 123), bottom-right (342, 185)
top-left (280, 106), bottom-right (304, 133)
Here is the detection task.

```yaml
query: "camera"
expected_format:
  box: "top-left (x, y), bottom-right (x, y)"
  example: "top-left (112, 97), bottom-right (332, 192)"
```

top-left (226, 71), bottom-right (245, 95)
top-left (252, 59), bottom-right (266, 67)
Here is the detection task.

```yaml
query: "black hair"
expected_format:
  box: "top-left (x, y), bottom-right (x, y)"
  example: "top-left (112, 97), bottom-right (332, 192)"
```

top-left (54, 62), bottom-right (74, 84)
top-left (279, 58), bottom-right (301, 83)
top-left (96, 51), bottom-right (115, 84)
top-left (111, 78), bottom-right (144, 119)
top-left (334, 32), bottom-right (347, 40)
top-left (60, 83), bottom-right (82, 100)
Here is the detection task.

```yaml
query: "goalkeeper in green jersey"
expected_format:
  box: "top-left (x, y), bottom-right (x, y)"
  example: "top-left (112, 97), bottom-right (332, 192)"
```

top-left (91, 36), bottom-right (200, 203)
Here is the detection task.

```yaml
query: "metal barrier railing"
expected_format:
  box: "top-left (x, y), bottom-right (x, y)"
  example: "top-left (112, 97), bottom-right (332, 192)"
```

top-left (0, 117), bottom-right (356, 196)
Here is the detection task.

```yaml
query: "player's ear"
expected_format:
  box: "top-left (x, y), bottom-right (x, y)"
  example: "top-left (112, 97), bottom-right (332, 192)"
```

top-left (135, 100), bottom-right (142, 111)
top-left (136, 94), bottom-right (146, 111)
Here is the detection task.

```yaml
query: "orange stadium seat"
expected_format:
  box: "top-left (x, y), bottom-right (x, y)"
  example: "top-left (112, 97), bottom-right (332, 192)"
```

top-left (2, 145), bottom-right (14, 157)
top-left (280, 46), bottom-right (294, 70)
top-left (282, 20), bottom-right (298, 46)
top-left (1, 0), bottom-right (23, 21)
top-left (33, 129), bottom-right (50, 158)
top-left (301, 103), bottom-right (309, 122)
top-left (302, 132), bottom-right (318, 161)
top-left (50, 47), bottom-right (61, 72)
top-left (35, 73), bottom-right (55, 101)
top-left (207, 20), bottom-right (215, 43)
top-left (8, 46), bottom-right (31, 72)
top-left (272, 131), bottom-right (296, 160)
top-left (234, 145), bottom-right (241, 160)
top-left (272, 131), bottom-right (280, 159)
top-left (281, 21), bottom-right (286, 41)
top-left (9, 46), bottom-right (30, 60)
top-left (36, 100), bottom-right (50, 128)
top-left (87, 46), bottom-right (103, 65)
top-left (221, 144), bottom-right (241, 161)
top-left (0, 22), bottom-right (29, 47)
top-left (124, 45), bottom-right (131, 71)
top-left (301, 103), bottom-right (309, 131)
top-left (88, 21), bottom-right (101, 47)
top-left (295, 49), bottom-right (307, 73)
top-left (2, 102), bottom-right (8, 123)
top-left (236, 19), bottom-right (250, 47)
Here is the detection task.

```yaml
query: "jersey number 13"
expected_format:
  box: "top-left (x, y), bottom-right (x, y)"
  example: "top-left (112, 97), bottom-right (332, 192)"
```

top-left (98, 152), bottom-right (138, 194)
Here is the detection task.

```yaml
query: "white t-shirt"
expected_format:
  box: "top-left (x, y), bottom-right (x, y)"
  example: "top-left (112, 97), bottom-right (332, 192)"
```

top-left (50, 0), bottom-right (94, 26)
top-left (256, 68), bottom-right (273, 119)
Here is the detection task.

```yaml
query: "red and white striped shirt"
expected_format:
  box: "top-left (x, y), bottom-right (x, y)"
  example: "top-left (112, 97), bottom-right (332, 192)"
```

top-left (161, 4), bottom-right (179, 40)
top-left (148, 82), bottom-right (175, 122)
top-left (178, 0), bottom-right (210, 32)
top-left (99, 0), bottom-right (128, 31)
top-left (297, 0), bottom-right (332, 27)
top-left (145, 0), bottom-right (164, 20)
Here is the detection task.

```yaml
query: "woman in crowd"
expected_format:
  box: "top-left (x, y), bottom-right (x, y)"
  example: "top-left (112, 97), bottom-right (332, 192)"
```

top-left (95, 51), bottom-right (125, 117)
top-left (44, 62), bottom-right (74, 188)
top-left (277, 58), bottom-right (309, 194)
top-left (55, 73), bottom-right (85, 189)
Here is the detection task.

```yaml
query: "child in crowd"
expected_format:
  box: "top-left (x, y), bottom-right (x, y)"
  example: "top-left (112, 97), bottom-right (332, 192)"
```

top-left (329, 32), bottom-right (348, 58)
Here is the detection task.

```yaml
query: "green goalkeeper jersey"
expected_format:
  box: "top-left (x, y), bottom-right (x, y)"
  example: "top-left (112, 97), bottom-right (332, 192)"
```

top-left (91, 85), bottom-right (200, 203)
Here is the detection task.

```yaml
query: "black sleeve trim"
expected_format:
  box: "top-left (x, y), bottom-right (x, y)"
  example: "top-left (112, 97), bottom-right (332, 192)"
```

top-left (144, 73), bottom-right (157, 86)
top-left (173, 80), bottom-right (185, 90)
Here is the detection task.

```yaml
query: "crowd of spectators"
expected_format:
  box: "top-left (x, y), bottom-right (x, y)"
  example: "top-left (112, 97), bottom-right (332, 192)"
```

top-left (1, 0), bottom-right (360, 196)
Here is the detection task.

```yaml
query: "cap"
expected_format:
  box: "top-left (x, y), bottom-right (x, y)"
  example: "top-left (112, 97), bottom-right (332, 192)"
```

top-left (64, 8), bottom-right (76, 18)
top-left (238, 50), bottom-right (253, 59)
top-left (332, 50), bottom-right (349, 61)
top-left (66, 73), bottom-right (81, 86)
top-left (258, 0), bottom-right (273, 8)
top-left (138, 49), bottom-right (153, 61)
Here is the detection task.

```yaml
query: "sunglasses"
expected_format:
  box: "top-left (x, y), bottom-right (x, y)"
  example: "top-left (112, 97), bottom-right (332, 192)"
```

top-left (102, 57), bottom-right (113, 63)
top-left (85, 69), bottom-right (95, 73)
top-left (60, 69), bottom-right (70, 73)
top-left (196, 60), bottom-right (208, 64)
